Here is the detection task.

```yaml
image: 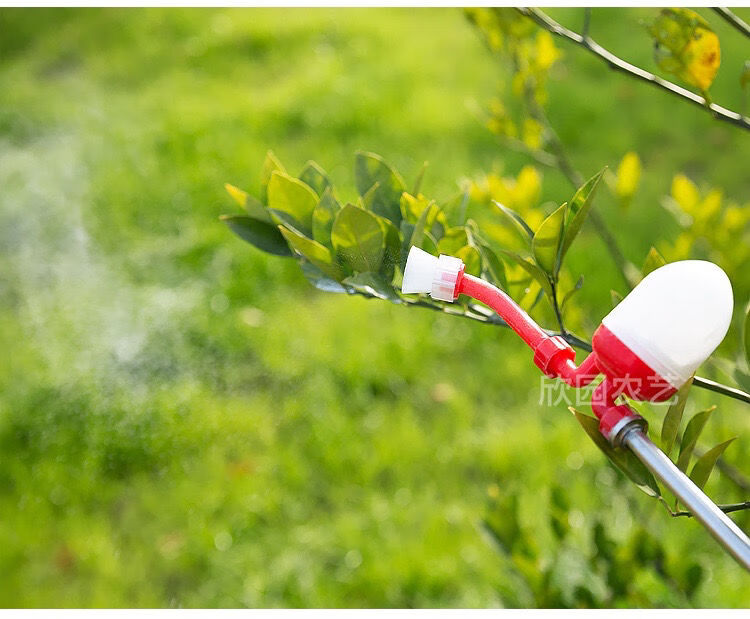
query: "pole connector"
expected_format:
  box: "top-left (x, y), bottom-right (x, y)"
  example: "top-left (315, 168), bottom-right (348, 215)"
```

top-left (599, 405), bottom-right (647, 447)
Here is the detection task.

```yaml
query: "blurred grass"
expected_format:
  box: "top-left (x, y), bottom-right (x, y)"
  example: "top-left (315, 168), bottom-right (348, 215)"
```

top-left (0, 7), bottom-right (748, 608)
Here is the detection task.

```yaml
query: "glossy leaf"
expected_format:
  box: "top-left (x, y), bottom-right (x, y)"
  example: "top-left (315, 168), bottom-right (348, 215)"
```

top-left (498, 249), bottom-right (553, 298)
top-left (400, 192), bottom-right (432, 224)
top-left (493, 200), bottom-right (534, 243)
top-left (301, 261), bottom-right (349, 294)
top-left (298, 160), bottom-right (331, 197)
top-left (342, 272), bottom-right (401, 303)
top-left (437, 227), bottom-right (469, 255)
top-left (331, 204), bottom-right (385, 274)
top-left (260, 150), bottom-right (285, 204)
top-left (267, 170), bottom-right (318, 237)
top-left (312, 187), bottom-right (341, 249)
top-left (279, 225), bottom-right (343, 280)
top-left (225, 183), bottom-right (272, 223)
top-left (456, 245), bottom-right (481, 277)
top-left (660, 377), bottom-right (692, 457)
top-left (354, 151), bottom-right (406, 225)
top-left (571, 408), bottom-right (661, 498)
top-left (689, 437), bottom-right (736, 491)
top-left (560, 169), bottom-right (605, 261)
top-left (532, 202), bottom-right (566, 276)
top-left (221, 215), bottom-right (292, 257)
top-left (409, 200), bottom-right (440, 250)
top-left (676, 406), bottom-right (715, 473)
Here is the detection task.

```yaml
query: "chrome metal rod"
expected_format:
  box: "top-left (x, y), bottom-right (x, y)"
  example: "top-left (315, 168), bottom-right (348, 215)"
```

top-left (623, 428), bottom-right (750, 571)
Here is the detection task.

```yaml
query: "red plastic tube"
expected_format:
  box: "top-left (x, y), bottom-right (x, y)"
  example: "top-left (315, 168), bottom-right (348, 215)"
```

top-left (457, 273), bottom-right (600, 388)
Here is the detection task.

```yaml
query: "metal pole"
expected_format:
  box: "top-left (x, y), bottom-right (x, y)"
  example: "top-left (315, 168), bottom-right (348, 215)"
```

top-left (622, 427), bottom-right (750, 571)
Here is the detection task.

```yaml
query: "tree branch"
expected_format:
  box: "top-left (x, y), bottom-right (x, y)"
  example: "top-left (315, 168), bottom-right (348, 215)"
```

top-left (712, 7), bottom-right (750, 39)
top-left (671, 501), bottom-right (750, 518)
top-left (517, 7), bottom-right (750, 133)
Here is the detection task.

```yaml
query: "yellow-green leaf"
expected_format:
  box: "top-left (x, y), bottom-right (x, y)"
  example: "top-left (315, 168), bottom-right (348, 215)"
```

top-left (532, 202), bottom-right (566, 276)
top-left (671, 174), bottom-right (700, 213)
top-left (498, 249), bottom-right (553, 298)
top-left (267, 170), bottom-right (318, 237)
top-left (689, 437), bottom-right (736, 491)
top-left (312, 187), bottom-right (341, 249)
top-left (437, 227), bottom-right (469, 255)
top-left (331, 204), bottom-right (385, 274)
top-left (560, 169), bottom-right (605, 261)
top-left (260, 150), bottom-right (285, 204)
top-left (279, 225), bottom-right (342, 281)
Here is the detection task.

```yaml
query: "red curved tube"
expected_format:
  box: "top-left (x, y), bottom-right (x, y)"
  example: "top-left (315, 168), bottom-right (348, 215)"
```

top-left (457, 273), bottom-right (600, 387)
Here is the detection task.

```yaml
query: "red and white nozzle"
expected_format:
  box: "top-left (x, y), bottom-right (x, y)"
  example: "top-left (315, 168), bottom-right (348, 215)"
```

top-left (402, 246), bottom-right (464, 302)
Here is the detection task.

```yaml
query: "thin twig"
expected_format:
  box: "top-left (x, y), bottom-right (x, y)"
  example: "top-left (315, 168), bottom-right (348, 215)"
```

top-left (671, 501), bottom-right (750, 518)
top-left (712, 7), bottom-right (750, 39)
top-left (517, 7), bottom-right (750, 132)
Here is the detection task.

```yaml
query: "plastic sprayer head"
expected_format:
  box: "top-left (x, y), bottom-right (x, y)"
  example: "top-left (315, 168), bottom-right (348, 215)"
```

top-left (594, 260), bottom-right (733, 396)
top-left (402, 246), bottom-right (464, 302)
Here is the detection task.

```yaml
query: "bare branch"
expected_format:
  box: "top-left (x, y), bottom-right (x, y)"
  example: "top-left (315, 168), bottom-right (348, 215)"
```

top-left (671, 501), bottom-right (750, 518)
top-left (517, 7), bottom-right (750, 133)
top-left (712, 7), bottom-right (750, 39)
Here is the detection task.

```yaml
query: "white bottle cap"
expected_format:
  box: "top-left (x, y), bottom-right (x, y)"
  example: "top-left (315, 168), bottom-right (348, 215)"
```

top-left (602, 260), bottom-right (733, 388)
top-left (402, 246), bottom-right (463, 302)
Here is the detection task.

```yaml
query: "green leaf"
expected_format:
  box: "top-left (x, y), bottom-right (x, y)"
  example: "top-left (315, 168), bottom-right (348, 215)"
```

top-left (437, 226), bottom-right (469, 255)
top-left (660, 377), bottom-right (692, 457)
top-left (410, 200), bottom-right (440, 250)
top-left (532, 202), bottom-right (566, 276)
top-left (492, 200), bottom-right (534, 243)
top-left (354, 151), bottom-right (406, 226)
top-left (560, 169), bottom-right (605, 261)
top-left (260, 150), bottom-right (285, 204)
top-left (298, 160), bottom-right (331, 197)
top-left (267, 170), bottom-right (318, 237)
top-left (477, 242), bottom-right (507, 289)
top-left (744, 302), bottom-right (750, 369)
top-left (279, 225), bottom-right (343, 280)
top-left (300, 261), bottom-right (349, 294)
top-left (331, 204), bottom-right (385, 274)
top-left (378, 216), bottom-right (401, 281)
top-left (689, 437), bottom-right (736, 491)
top-left (641, 247), bottom-right (666, 279)
top-left (455, 245), bottom-right (481, 276)
top-left (561, 275), bottom-right (584, 312)
top-left (221, 215), bottom-right (292, 257)
top-left (342, 272), bottom-right (402, 303)
top-left (499, 249), bottom-right (553, 298)
top-left (400, 192), bottom-right (432, 224)
top-left (225, 183), bottom-right (272, 223)
top-left (442, 187), bottom-right (470, 227)
top-left (312, 187), bottom-right (341, 249)
top-left (677, 406), bottom-right (715, 473)
top-left (571, 408), bottom-right (661, 498)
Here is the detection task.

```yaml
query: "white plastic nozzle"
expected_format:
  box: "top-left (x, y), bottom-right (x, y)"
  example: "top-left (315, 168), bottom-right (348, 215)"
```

top-left (602, 260), bottom-right (733, 388)
top-left (402, 246), bottom-right (463, 302)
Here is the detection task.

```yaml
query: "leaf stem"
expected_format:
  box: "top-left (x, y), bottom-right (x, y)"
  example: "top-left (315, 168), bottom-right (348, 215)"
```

top-left (517, 7), bottom-right (750, 132)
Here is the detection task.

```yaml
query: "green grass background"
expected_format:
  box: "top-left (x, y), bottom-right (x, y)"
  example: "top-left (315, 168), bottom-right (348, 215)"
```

top-left (0, 7), bottom-right (749, 607)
